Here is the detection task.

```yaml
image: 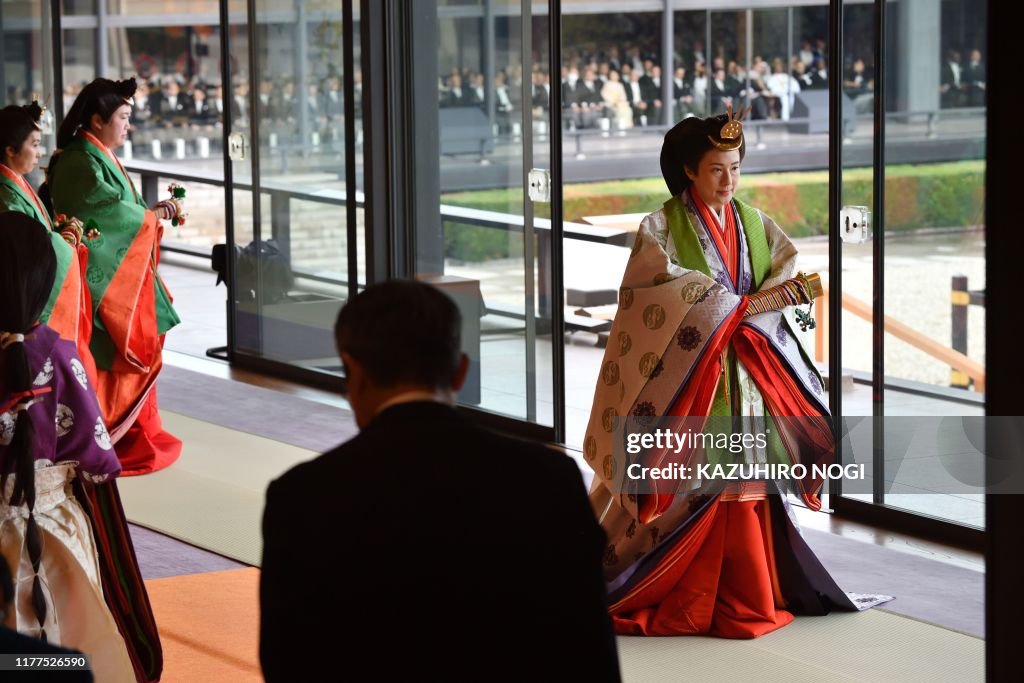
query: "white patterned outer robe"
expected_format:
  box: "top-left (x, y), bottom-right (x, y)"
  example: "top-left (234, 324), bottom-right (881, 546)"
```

top-left (584, 190), bottom-right (826, 581)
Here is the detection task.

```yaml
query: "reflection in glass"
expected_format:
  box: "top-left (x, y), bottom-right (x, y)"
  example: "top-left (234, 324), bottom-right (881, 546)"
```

top-left (62, 0), bottom-right (96, 14)
top-left (882, 0), bottom-right (986, 528)
top-left (1, 0), bottom-right (58, 179)
top-left (228, 0), bottom-right (358, 374)
top-left (105, 0), bottom-right (215, 14)
top-left (63, 29), bottom-right (97, 108)
top-left (434, 1), bottom-right (528, 418)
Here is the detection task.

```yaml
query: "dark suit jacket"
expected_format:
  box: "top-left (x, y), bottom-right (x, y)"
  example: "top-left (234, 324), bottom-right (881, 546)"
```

top-left (532, 83), bottom-right (551, 111)
top-left (640, 78), bottom-right (662, 108)
top-left (574, 81), bottom-right (604, 107)
top-left (154, 93), bottom-right (191, 125)
top-left (260, 401), bottom-right (620, 682)
top-left (561, 80), bottom-right (579, 109)
top-left (324, 91), bottom-right (344, 118)
top-left (940, 61), bottom-right (965, 106)
top-left (710, 77), bottom-right (735, 109)
top-left (940, 60), bottom-right (961, 89)
top-left (624, 79), bottom-right (646, 107)
top-left (188, 99), bottom-right (215, 125)
top-left (443, 87), bottom-right (471, 108)
top-left (672, 77), bottom-right (692, 100)
top-left (964, 61), bottom-right (985, 105)
top-left (964, 61), bottom-right (985, 86)
top-left (130, 98), bottom-right (154, 127)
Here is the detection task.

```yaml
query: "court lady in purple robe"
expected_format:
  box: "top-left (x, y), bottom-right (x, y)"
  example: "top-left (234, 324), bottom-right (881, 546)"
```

top-left (0, 212), bottom-right (160, 681)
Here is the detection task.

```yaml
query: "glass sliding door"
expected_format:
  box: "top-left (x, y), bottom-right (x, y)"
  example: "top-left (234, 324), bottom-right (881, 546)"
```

top-left (831, 0), bottom-right (986, 533)
top-left (832, 0), bottom-right (877, 510)
top-left (225, 0), bottom-right (362, 377)
top-left (422, 0), bottom-right (556, 428)
top-left (1, 0), bottom-right (59, 177)
top-left (880, 0), bottom-right (985, 527)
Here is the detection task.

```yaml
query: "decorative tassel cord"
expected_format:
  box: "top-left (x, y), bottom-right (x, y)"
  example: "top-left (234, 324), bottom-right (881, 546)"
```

top-left (744, 272), bottom-right (822, 317)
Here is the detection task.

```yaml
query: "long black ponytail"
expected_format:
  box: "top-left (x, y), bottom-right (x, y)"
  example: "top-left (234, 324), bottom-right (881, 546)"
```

top-left (0, 211), bottom-right (58, 640)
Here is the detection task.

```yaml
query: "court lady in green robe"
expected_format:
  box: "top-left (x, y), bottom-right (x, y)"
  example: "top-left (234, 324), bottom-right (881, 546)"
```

top-left (44, 78), bottom-right (183, 476)
top-left (0, 102), bottom-right (96, 378)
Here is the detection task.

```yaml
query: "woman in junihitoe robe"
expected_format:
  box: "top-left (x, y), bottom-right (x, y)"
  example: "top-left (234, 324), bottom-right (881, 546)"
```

top-left (0, 103), bottom-right (96, 383)
top-left (44, 78), bottom-right (183, 476)
top-left (0, 215), bottom-right (137, 681)
top-left (0, 213), bottom-right (164, 682)
top-left (584, 110), bottom-right (889, 638)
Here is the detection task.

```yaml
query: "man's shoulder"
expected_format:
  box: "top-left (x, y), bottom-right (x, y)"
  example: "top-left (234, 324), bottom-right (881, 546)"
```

top-left (385, 403), bottom-right (571, 467)
top-left (268, 410), bottom-right (578, 494)
top-left (269, 437), bottom-right (360, 491)
top-left (467, 425), bottom-right (585, 489)
top-left (484, 427), bottom-right (567, 460)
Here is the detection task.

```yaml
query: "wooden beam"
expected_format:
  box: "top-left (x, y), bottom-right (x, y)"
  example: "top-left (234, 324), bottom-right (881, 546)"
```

top-left (819, 283), bottom-right (985, 391)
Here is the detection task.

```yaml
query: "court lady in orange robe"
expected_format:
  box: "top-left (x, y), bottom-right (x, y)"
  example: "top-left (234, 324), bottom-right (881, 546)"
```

top-left (0, 102), bottom-right (96, 383)
top-left (44, 79), bottom-right (182, 476)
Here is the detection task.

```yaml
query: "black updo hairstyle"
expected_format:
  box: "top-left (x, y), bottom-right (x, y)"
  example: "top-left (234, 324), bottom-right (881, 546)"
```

top-left (40, 77), bottom-right (137, 214)
top-left (55, 77), bottom-right (137, 149)
top-left (0, 102), bottom-right (44, 163)
top-left (659, 113), bottom-right (747, 197)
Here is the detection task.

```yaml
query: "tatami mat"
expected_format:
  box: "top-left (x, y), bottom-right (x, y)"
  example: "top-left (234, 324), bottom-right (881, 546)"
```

top-left (618, 609), bottom-right (982, 682)
top-left (146, 568), bottom-right (982, 682)
top-left (119, 411), bottom-right (318, 566)
top-left (122, 408), bottom-right (983, 681)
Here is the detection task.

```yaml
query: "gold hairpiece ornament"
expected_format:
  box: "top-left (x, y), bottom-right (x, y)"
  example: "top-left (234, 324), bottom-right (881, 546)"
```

top-left (708, 102), bottom-right (750, 151)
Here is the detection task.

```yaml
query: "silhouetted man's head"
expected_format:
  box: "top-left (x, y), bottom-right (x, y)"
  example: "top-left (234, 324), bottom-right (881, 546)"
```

top-left (334, 281), bottom-right (468, 427)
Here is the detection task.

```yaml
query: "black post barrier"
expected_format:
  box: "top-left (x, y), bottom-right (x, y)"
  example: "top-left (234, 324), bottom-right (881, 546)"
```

top-left (951, 273), bottom-right (969, 388)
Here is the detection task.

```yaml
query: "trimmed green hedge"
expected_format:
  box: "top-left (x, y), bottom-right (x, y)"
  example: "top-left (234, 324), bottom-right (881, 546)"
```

top-left (441, 161), bottom-right (985, 260)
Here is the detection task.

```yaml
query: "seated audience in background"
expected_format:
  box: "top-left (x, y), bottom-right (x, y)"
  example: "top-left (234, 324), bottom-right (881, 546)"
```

top-left (766, 57), bottom-right (801, 120)
top-left (641, 65), bottom-right (664, 123)
top-left (844, 57), bottom-right (874, 113)
top-left (188, 83), bottom-right (216, 126)
top-left (601, 69), bottom-right (633, 130)
top-left (154, 78), bottom-right (190, 127)
top-left (672, 66), bottom-right (697, 119)
top-left (625, 67), bottom-right (650, 125)
top-left (710, 67), bottom-right (736, 114)
top-left (964, 48), bottom-right (985, 107)
top-left (940, 49), bottom-right (967, 108)
top-left (259, 280), bottom-right (621, 681)
top-left (691, 62), bottom-right (709, 116)
top-left (575, 65), bottom-right (606, 128)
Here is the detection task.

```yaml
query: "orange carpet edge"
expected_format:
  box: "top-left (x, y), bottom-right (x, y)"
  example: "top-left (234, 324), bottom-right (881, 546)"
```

top-left (144, 567), bottom-right (262, 682)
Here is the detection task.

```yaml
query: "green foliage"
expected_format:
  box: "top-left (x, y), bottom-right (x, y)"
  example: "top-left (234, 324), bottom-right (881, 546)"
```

top-left (440, 161), bottom-right (985, 259)
top-left (442, 222), bottom-right (520, 262)
top-left (440, 190), bottom-right (531, 262)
